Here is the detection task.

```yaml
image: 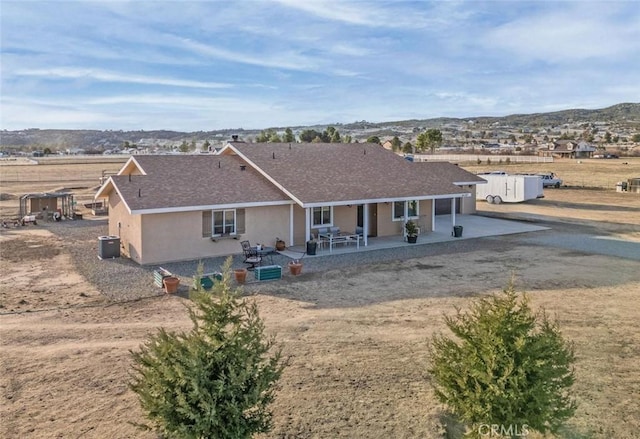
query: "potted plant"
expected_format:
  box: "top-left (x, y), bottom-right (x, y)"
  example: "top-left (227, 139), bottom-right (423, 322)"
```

top-left (275, 238), bottom-right (286, 251)
top-left (405, 220), bottom-right (418, 244)
top-left (288, 259), bottom-right (303, 275)
top-left (163, 276), bottom-right (180, 294)
top-left (234, 268), bottom-right (247, 284)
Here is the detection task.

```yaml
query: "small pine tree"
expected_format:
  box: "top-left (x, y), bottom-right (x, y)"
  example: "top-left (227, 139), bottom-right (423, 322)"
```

top-left (486, 158), bottom-right (492, 165)
top-left (429, 279), bottom-right (576, 438)
top-left (129, 257), bottom-right (285, 439)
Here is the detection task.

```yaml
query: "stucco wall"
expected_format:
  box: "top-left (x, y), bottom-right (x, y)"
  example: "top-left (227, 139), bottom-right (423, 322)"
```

top-left (376, 200), bottom-right (432, 237)
top-left (137, 205), bottom-right (291, 265)
top-left (460, 187), bottom-right (477, 214)
top-left (107, 192), bottom-right (142, 263)
top-left (332, 205), bottom-right (358, 233)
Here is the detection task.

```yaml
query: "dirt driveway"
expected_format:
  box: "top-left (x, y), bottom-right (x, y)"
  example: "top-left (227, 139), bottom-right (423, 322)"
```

top-left (1, 189), bottom-right (639, 438)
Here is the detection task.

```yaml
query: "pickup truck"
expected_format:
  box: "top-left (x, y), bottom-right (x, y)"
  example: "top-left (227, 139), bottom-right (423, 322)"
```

top-left (538, 173), bottom-right (563, 188)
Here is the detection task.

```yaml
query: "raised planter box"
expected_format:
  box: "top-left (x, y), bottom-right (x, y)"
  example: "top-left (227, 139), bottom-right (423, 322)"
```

top-left (254, 265), bottom-right (282, 281)
top-left (154, 267), bottom-right (172, 288)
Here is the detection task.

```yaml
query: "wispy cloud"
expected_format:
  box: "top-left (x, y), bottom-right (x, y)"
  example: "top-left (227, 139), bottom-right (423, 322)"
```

top-left (15, 68), bottom-right (233, 89)
top-left (1, 1), bottom-right (638, 130)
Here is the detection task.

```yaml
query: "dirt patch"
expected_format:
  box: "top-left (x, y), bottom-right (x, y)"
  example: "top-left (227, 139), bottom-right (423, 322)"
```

top-left (1, 159), bottom-right (639, 438)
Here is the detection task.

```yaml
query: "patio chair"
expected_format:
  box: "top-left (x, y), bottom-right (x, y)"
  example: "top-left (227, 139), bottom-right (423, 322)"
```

top-left (240, 240), bottom-right (262, 270)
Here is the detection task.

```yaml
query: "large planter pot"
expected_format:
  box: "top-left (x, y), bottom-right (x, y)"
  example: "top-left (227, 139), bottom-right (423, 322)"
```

top-left (306, 241), bottom-right (317, 255)
top-left (407, 235), bottom-right (418, 244)
top-left (288, 261), bottom-right (303, 276)
top-left (163, 276), bottom-right (180, 294)
top-left (275, 240), bottom-right (286, 251)
top-left (234, 268), bottom-right (248, 284)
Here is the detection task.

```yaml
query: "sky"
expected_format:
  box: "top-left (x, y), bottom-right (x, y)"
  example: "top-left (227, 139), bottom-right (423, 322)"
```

top-left (1, 0), bottom-right (639, 132)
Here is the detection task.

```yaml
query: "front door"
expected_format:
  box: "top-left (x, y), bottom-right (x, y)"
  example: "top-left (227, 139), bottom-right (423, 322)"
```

top-left (357, 204), bottom-right (378, 237)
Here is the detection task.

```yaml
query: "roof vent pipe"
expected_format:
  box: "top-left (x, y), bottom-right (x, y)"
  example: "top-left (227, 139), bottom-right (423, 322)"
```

top-left (218, 161), bottom-right (221, 168)
top-left (128, 174), bottom-right (131, 182)
top-left (138, 188), bottom-right (141, 197)
top-left (289, 143), bottom-right (292, 149)
top-left (240, 165), bottom-right (246, 171)
top-left (272, 152), bottom-right (276, 159)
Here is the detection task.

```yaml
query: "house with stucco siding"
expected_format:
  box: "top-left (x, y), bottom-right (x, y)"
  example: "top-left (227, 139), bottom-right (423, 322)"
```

top-left (95, 142), bottom-right (484, 265)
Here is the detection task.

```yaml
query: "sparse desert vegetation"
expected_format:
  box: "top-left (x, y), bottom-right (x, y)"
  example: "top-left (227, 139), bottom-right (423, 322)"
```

top-left (1, 157), bottom-right (639, 438)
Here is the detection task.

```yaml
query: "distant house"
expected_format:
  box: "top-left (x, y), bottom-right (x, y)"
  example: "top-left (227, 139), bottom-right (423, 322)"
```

top-left (95, 142), bottom-right (483, 265)
top-left (538, 140), bottom-right (596, 158)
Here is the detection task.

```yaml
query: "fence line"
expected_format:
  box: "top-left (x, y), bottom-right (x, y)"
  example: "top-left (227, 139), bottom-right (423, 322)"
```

top-left (0, 171), bottom-right (102, 184)
top-left (413, 154), bottom-right (554, 164)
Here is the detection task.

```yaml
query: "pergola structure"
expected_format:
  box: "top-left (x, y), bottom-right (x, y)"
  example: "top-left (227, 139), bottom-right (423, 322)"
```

top-left (19, 192), bottom-right (75, 219)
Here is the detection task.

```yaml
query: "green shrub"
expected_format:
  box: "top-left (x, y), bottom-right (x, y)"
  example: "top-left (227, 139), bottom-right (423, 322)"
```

top-left (130, 257), bottom-right (285, 439)
top-left (429, 279), bottom-right (576, 438)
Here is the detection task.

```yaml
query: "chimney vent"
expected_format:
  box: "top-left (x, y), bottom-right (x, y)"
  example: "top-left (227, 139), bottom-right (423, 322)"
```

top-left (240, 164), bottom-right (246, 171)
top-left (231, 135), bottom-right (239, 141)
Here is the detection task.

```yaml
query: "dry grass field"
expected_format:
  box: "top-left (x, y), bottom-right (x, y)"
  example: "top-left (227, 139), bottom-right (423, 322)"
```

top-left (1, 157), bottom-right (639, 438)
top-left (464, 156), bottom-right (640, 190)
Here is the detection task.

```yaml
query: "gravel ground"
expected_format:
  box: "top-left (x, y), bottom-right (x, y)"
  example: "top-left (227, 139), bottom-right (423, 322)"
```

top-left (48, 216), bottom-right (638, 302)
top-left (47, 219), bottom-right (518, 301)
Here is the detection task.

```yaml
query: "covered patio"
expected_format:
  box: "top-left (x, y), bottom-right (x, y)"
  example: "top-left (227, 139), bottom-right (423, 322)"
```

top-left (281, 215), bottom-right (549, 258)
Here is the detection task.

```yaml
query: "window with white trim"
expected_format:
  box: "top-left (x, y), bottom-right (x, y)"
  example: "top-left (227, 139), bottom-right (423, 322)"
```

top-left (312, 206), bottom-right (332, 227)
top-left (203, 208), bottom-right (245, 238)
top-left (392, 200), bottom-right (419, 220)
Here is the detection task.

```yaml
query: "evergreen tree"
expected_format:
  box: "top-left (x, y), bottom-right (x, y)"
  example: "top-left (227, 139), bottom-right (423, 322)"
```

top-left (391, 136), bottom-right (402, 151)
top-left (299, 129), bottom-right (321, 142)
top-left (129, 258), bottom-right (285, 439)
top-left (283, 128), bottom-right (295, 143)
top-left (429, 279), bottom-right (576, 438)
top-left (416, 128), bottom-right (442, 153)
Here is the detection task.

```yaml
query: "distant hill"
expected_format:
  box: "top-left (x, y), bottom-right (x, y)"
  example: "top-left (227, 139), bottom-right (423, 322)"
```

top-left (1, 103), bottom-right (638, 150)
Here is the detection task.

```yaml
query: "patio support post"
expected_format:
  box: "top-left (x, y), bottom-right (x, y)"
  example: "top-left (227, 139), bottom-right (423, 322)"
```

top-left (305, 207), bottom-right (311, 243)
top-left (451, 198), bottom-right (456, 226)
top-left (289, 204), bottom-right (294, 249)
top-left (431, 199), bottom-right (436, 231)
top-left (363, 203), bottom-right (369, 246)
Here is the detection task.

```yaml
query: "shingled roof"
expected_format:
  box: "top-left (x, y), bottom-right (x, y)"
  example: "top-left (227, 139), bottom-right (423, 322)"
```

top-left (413, 161), bottom-right (487, 185)
top-left (97, 154), bottom-right (292, 214)
top-left (227, 142), bottom-right (468, 206)
top-left (97, 144), bottom-right (474, 213)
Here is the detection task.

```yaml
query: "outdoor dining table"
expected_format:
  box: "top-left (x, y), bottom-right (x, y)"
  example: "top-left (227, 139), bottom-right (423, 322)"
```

top-left (253, 246), bottom-right (276, 264)
top-left (318, 233), bottom-right (360, 253)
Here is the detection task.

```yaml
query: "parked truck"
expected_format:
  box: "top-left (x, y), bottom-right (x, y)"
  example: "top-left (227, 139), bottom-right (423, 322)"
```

top-left (537, 172), bottom-right (563, 188)
top-left (476, 173), bottom-right (543, 204)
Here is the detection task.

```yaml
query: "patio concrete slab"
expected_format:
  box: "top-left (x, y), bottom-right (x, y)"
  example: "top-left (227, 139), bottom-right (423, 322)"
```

top-left (281, 214), bottom-right (549, 259)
